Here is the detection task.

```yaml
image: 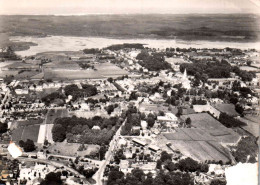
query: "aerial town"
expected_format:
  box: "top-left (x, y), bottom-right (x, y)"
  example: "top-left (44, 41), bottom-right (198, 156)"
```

top-left (0, 43), bottom-right (259, 185)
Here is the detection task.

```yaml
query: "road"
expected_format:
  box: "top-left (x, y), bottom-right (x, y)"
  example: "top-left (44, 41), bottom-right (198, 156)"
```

top-left (0, 89), bottom-right (10, 110)
top-left (18, 157), bottom-right (91, 185)
top-left (93, 119), bottom-right (126, 185)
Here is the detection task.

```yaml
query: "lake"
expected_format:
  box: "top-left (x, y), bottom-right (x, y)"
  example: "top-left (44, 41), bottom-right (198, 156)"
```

top-left (10, 35), bottom-right (260, 57)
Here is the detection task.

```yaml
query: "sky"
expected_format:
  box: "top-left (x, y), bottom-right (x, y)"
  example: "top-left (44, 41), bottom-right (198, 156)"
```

top-left (0, 0), bottom-right (259, 15)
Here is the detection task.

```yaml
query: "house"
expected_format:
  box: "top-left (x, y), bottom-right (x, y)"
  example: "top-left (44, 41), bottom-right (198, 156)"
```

top-left (157, 113), bottom-right (178, 124)
top-left (148, 145), bottom-right (160, 152)
top-left (15, 89), bottom-right (29, 95)
top-left (132, 138), bottom-right (146, 146)
top-left (92, 125), bottom-right (101, 130)
top-left (119, 160), bottom-right (130, 174)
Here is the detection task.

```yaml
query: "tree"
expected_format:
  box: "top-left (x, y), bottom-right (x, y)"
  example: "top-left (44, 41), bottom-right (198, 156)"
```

top-left (160, 151), bottom-right (172, 162)
top-left (176, 107), bottom-right (183, 117)
top-left (18, 140), bottom-right (25, 148)
top-left (158, 111), bottom-right (165, 116)
top-left (52, 124), bottom-right (66, 142)
top-left (0, 122), bottom-right (8, 134)
top-left (235, 104), bottom-right (244, 115)
top-left (40, 172), bottom-right (62, 185)
top-left (99, 144), bottom-right (107, 160)
top-left (219, 113), bottom-right (246, 127)
top-left (185, 117), bottom-right (191, 127)
top-left (22, 139), bottom-right (36, 152)
top-left (246, 61), bottom-right (252, 66)
top-left (156, 159), bottom-right (162, 169)
top-left (107, 77), bottom-right (113, 83)
top-left (107, 169), bottom-right (124, 185)
top-left (147, 117), bottom-right (155, 128)
top-left (210, 179), bottom-right (227, 185)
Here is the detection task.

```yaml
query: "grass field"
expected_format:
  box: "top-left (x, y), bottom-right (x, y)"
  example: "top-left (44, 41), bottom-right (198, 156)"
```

top-left (164, 128), bottom-right (220, 141)
top-left (44, 60), bottom-right (81, 70)
top-left (11, 125), bottom-right (40, 142)
top-left (94, 63), bottom-right (129, 77)
top-left (44, 69), bottom-right (104, 80)
top-left (48, 142), bottom-right (99, 157)
top-left (213, 103), bottom-right (239, 117)
top-left (46, 108), bottom-right (69, 124)
top-left (14, 71), bottom-right (40, 80)
top-left (43, 62), bottom-right (129, 80)
top-left (169, 140), bottom-right (230, 162)
top-left (180, 113), bottom-right (240, 144)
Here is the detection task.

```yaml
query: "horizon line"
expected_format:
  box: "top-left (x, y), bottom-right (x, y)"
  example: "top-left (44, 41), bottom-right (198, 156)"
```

top-left (0, 12), bottom-right (260, 16)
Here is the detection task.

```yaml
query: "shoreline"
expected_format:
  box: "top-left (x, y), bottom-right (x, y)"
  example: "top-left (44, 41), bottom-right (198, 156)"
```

top-left (10, 35), bottom-right (260, 57)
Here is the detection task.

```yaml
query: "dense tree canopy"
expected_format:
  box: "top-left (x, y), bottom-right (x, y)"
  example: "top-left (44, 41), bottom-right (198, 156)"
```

top-left (52, 116), bottom-right (122, 145)
top-left (19, 139), bottom-right (36, 152)
top-left (40, 172), bottom-right (62, 185)
top-left (180, 61), bottom-right (256, 82)
top-left (107, 168), bottom-right (194, 185)
top-left (64, 84), bottom-right (97, 101)
top-left (136, 50), bottom-right (172, 71)
top-left (106, 43), bottom-right (144, 50)
top-left (219, 113), bottom-right (246, 128)
top-left (0, 122), bottom-right (8, 134)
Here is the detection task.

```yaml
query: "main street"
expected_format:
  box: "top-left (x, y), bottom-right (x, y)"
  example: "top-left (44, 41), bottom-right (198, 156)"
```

top-left (93, 119), bottom-right (126, 185)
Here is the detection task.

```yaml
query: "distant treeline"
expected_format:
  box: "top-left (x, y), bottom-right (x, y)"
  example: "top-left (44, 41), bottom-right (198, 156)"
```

top-left (106, 43), bottom-right (144, 51)
top-left (83, 48), bottom-right (101, 54)
top-left (2, 15), bottom-right (259, 42)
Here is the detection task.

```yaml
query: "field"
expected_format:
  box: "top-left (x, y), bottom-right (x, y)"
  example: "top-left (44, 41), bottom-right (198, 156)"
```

top-left (11, 125), bottom-right (40, 142)
top-left (94, 63), bottom-right (129, 77)
top-left (45, 108), bottom-right (69, 124)
top-left (214, 103), bottom-right (240, 117)
top-left (14, 71), bottom-right (40, 80)
top-left (164, 128), bottom-right (216, 141)
top-left (167, 139), bottom-right (230, 162)
top-left (44, 69), bottom-right (104, 80)
top-left (44, 60), bottom-right (81, 70)
top-left (164, 128), bottom-right (231, 162)
top-left (0, 70), bottom-right (19, 78)
top-left (180, 113), bottom-right (240, 144)
top-left (43, 62), bottom-right (129, 80)
top-left (48, 142), bottom-right (99, 157)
